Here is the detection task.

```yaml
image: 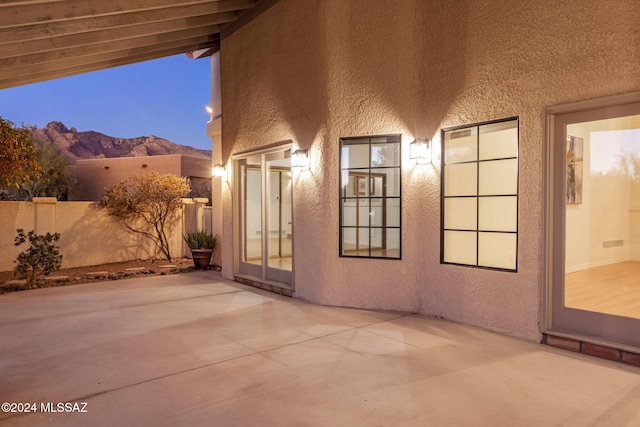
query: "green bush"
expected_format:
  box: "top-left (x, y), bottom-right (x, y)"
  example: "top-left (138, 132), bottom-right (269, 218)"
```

top-left (184, 230), bottom-right (218, 250)
top-left (14, 229), bottom-right (63, 286)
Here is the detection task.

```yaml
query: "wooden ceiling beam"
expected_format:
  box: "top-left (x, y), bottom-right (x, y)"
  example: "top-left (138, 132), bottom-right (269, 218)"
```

top-left (0, 0), bottom-right (256, 28)
top-left (0, 33), bottom-right (220, 77)
top-left (0, 0), bottom-right (255, 43)
top-left (0, 44), bottom-right (216, 90)
top-left (0, 28), bottom-right (220, 69)
top-left (0, 0), bottom-right (265, 90)
top-left (0, 13), bottom-right (232, 59)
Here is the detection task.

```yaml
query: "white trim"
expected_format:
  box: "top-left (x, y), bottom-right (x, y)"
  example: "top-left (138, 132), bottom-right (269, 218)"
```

top-left (232, 145), bottom-right (295, 289)
top-left (543, 91), bottom-right (640, 349)
top-left (231, 141), bottom-right (293, 160)
top-left (545, 91), bottom-right (640, 115)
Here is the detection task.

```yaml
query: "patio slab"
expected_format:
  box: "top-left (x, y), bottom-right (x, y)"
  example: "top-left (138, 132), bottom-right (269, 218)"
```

top-left (0, 271), bottom-right (638, 426)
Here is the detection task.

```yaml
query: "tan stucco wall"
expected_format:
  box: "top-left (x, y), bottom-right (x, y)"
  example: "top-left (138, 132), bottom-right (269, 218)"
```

top-left (219, 0), bottom-right (640, 341)
top-left (0, 199), bottom-right (190, 272)
top-left (70, 155), bottom-right (211, 201)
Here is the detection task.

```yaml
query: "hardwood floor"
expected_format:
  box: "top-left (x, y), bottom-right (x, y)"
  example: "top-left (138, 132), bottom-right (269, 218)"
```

top-left (244, 237), bottom-right (292, 271)
top-left (565, 261), bottom-right (640, 319)
top-left (342, 243), bottom-right (400, 258)
top-left (245, 256), bottom-right (292, 271)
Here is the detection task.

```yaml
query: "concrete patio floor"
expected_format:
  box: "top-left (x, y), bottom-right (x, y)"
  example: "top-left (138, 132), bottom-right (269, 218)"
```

top-left (0, 271), bottom-right (639, 426)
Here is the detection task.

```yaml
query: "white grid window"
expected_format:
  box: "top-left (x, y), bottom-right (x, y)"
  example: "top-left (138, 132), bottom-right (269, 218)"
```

top-left (441, 118), bottom-right (519, 271)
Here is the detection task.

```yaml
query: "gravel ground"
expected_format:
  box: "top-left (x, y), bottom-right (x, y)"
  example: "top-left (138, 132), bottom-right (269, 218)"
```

top-left (0, 258), bottom-right (211, 293)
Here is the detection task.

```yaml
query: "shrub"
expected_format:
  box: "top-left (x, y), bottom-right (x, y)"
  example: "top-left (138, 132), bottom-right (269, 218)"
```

top-left (14, 229), bottom-right (63, 286)
top-left (100, 172), bottom-right (191, 261)
top-left (184, 230), bottom-right (218, 250)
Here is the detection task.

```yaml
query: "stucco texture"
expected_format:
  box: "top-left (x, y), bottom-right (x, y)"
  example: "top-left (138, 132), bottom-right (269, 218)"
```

top-left (70, 155), bottom-right (211, 201)
top-left (219, 0), bottom-right (640, 341)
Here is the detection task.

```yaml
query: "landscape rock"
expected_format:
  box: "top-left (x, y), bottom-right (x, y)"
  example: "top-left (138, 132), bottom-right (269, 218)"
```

top-left (0, 259), bottom-right (207, 294)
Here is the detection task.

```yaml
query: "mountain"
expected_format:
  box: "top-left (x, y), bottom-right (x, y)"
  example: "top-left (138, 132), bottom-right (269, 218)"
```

top-left (31, 121), bottom-right (211, 160)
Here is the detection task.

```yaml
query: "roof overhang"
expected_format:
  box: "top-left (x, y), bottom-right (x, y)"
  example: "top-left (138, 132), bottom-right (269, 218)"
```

top-left (0, 0), bottom-right (268, 90)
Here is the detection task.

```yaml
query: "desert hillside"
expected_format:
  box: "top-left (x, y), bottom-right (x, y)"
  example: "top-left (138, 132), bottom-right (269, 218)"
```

top-left (31, 121), bottom-right (211, 160)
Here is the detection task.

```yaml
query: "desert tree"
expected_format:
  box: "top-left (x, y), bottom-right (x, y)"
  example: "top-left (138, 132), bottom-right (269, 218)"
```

top-left (12, 139), bottom-right (76, 200)
top-left (0, 117), bottom-right (43, 189)
top-left (100, 172), bottom-right (191, 261)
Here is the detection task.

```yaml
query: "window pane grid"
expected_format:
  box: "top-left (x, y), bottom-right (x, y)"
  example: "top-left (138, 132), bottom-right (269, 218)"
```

top-left (340, 135), bottom-right (401, 259)
top-left (343, 196), bottom-right (401, 200)
top-left (445, 156), bottom-right (517, 166)
top-left (443, 194), bottom-right (515, 198)
top-left (441, 118), bottom-right (518, 271)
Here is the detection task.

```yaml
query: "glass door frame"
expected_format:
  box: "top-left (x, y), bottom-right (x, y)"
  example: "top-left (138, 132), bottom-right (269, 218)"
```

top-left (232, 143), bottom-right (295, 288)
top-left (544, 92), bottom-right (640, 350)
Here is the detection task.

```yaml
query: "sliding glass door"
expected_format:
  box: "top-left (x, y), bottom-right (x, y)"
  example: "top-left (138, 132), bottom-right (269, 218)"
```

top-left (548, 97), bottom-right (640, 349)
top-left (237, 148), bottom-right (293, 286)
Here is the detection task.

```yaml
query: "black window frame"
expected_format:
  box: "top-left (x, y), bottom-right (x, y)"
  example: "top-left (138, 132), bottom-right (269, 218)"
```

top-left (440, 117), bottom-right (519, 272)
top-left (339, 134), bottom-right (402, 260)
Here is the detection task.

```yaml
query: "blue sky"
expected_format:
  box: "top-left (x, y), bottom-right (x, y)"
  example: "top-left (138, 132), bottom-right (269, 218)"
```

top-left (0, 54), bottom-right (212, 151)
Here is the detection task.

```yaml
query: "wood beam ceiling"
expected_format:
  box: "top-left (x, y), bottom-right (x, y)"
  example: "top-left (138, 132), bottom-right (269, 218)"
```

top-left (0, 0), bottom-right (259, 89)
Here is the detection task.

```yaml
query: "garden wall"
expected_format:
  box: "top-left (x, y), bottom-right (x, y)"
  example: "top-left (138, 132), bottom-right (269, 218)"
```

top-left (0, 197), bottom-right (209, 272)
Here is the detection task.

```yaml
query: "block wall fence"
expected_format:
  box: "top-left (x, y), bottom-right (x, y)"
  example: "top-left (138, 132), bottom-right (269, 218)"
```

top-left (0, 197), bottom-right (210, 272)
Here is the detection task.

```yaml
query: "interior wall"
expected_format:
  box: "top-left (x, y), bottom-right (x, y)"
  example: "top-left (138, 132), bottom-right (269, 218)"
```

top-left (219, 0), bottom-right (640, 341)
top-left (566, 117), bottom-right (640, 271)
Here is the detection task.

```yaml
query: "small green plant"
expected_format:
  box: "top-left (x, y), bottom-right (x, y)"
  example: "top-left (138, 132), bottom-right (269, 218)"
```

top-left (184, 230), bottom-right (218, 250)
top-left (14, 229), bottom-right (63, 286)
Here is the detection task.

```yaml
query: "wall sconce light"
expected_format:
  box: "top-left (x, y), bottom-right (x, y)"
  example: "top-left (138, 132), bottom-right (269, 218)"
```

top-left (410, 138), bottom-right (431, 164)
top-left (142, 163), bottom-right (148, 168)
top-left (212, 164), bottom-right (225, 177)
top-left (103, 165), bottom-right (110, 169)
top-left (291, 149), bottom-right (309, 170)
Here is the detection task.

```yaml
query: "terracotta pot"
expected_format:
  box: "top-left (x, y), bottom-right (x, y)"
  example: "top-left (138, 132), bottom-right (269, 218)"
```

top-left (191, 249), bottom-right (213, 269)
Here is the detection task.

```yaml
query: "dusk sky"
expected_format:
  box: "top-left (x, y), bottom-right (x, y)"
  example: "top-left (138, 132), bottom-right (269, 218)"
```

top-left (0, 54), bottom-right (212, 151)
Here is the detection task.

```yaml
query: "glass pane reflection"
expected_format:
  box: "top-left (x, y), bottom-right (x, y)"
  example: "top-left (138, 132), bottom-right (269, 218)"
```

top-left (564, 115), bottom-right (640, 319)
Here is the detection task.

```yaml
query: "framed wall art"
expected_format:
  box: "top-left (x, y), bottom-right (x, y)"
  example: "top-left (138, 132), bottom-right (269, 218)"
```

top-left (566, 135), bottom-right (583, 204)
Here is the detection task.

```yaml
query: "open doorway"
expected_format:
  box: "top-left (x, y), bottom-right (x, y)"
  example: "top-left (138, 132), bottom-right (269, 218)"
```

top-left (546, 94), bottom-right (640, 350)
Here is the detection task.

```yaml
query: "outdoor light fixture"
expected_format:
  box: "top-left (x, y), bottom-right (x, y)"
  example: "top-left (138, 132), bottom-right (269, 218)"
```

top-left (205, 106), bottom-right (213, 114)
top-left (291, 149), bottom-right (309, 170)
top-left (212, 164), bottom-right (225, 177)
top-left (410, 138), bottom-right (431, 163)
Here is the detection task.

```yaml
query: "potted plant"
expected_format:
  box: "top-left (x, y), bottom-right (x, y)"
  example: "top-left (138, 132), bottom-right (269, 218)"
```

top-left (184, 230), bottom-right (218, 269)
